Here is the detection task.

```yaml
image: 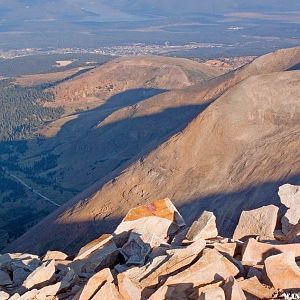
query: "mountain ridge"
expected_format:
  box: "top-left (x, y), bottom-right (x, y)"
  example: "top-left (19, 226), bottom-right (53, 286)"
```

top-left (5, 46), bottom-right (300, 255)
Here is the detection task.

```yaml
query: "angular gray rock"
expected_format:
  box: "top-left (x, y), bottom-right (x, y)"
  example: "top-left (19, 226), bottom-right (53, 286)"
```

top-left (120, 233), bottom-right (151, 266)
top-left (0, 269), bottom-right (12, 286)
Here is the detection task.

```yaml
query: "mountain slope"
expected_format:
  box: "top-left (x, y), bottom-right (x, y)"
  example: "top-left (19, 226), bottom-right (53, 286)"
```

top-left (52, 56), bottom-right (222, 111)
top-left (6, 47), bottom-right (300, 255)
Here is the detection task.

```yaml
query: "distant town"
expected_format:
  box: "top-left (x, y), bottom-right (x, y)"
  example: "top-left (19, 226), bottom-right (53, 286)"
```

top-left (0, 42), bottom-right (228, 59)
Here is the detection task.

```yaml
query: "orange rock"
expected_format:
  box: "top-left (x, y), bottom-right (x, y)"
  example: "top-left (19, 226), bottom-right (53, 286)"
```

top-left (264, 252), bottom-right (300, 289)
top-left (77, 234), bottom-right (112, 257)
top-left (212, 242), bottom-right (237, 257)
top-left (199, 287), bottom-right (225, 300)
top-left (73, 268), bottom-right (114, 300)
top-left (238, 276), bottom-right (276, 299)
top-left (91, 281), bottom-right (123, 300)
top-left (123, 198), bottom-right (184, 224)
top-left (222, 276), bottom-right (246, 300)
top-left (42, 250), bottom-right (68, 261)
top-left (118, 273), bottom-right (142, 300)
top-left (114, 199), bottom-right (185, 248)
top-left (242, 238), bottom-right (300, 264)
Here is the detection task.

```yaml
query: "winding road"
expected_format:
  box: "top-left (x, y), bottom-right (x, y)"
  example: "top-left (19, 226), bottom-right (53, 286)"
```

top-left (1, 167), bottom-right (61, 207)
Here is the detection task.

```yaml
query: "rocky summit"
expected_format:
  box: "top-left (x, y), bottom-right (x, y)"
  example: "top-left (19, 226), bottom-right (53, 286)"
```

top-left (0, 185), bottom-right (300, 299)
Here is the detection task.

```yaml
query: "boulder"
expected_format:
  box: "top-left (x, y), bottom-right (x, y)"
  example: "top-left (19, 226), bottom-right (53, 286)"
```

top-left (238, 276), bottom-right (276, 300)
top-left (199, 287), bottom-right (225, 300)
top-left (12, 267), bottom-right (30, 287)
top-left (222, 276), bottom-right (246, 300)
top-left (5, 253), bottom-right (41, 272)
top-left (149, 249), bottom-right (239, 299)
top-left (278, 184), bottom-right (300, 238)
top-left (0, 269), bottom-right (12, 286)
top-left (210, 242), bottom-right (237, 257)
top-left (22, 260), bottom-right (56, 290)
top-left (114, 198), bottom-right (185, 247)
top-left (264, 252), bottom-right (300, 289)
top-left (185, 211), bottom-right (218, 241)
top-left (58, 269), bottom-right (77, 293)
top-left (77, 234), bottom-right (111, 257)
top-left (0, 254), bottom-right (11, 266)
top-left (278, 184), bottom-right (300, 208)
top-left (42, 251), bottom-right (68, 261)
top-left (119, 254), bottom-right (168, 288)
top-left (242, 238), bottom-right (300, 264)
top-left (120, 233), bottom-right (151, 266)
top-left (72, 234), bottom-right (118, 274)
top-left (233, 205), bottom-right (278, 241)
top-left (58, 284), bottom-right (81, 300)
top-left (140, 238), bottom-right (206, 287)
top-left (91, 281), bottom-right (123, 300)
top-left (118, 273), bottom-right (142, 300)
top-left (35, 282), bottom-right (61, 299)
top-left (73, 268), bottom-right (114, 300)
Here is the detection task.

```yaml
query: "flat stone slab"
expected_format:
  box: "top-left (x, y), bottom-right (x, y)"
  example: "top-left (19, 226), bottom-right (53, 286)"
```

top-left (22, 260), bottom-right (56, 290)
top-left (233, 205), bottom-right (279, 241)
top-left (42, 251), bottom-right (68, 262)
top-left (73, 268), bottom-right (114, 300)
top-left (242, 238), bottom-right (300, 264)
top-left (238, 276), bottom-right (276, 299)
top-left (185, 211), bottom-right (218, 241)
top-left (264, 252), bottom-right (300, 289)
top-left (149, 249), bottom-right (239, 299)
top-left (72, 234), bottom-right (118, 274)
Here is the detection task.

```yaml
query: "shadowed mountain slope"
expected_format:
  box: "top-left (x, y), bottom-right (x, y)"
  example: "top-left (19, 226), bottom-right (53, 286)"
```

top-left (6, 47), bottom-right (300, 255)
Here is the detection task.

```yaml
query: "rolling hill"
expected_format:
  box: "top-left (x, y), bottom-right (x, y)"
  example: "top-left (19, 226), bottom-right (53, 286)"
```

top-left (0, 56), bottom-right (222, 248)
top-left (5, 47), bottom-right (300, 255)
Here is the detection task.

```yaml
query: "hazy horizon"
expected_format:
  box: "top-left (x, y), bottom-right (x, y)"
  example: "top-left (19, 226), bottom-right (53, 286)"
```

top-left (0, 0), bottom-right (299, 55)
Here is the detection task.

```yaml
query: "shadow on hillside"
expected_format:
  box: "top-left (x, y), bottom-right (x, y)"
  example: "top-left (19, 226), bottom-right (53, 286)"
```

top-left (288, 63), bottom-right (300, 71)
top-left (5, 172), bottom-right (300, 256)
top-left (1, 86), bottom-right (215, 251)
top-left (54, 87), bottom-right (168, 137)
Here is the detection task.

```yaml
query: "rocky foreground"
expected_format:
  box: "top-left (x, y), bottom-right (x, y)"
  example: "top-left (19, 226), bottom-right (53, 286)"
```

top-left (1, 184), bottom-right (300, 299)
